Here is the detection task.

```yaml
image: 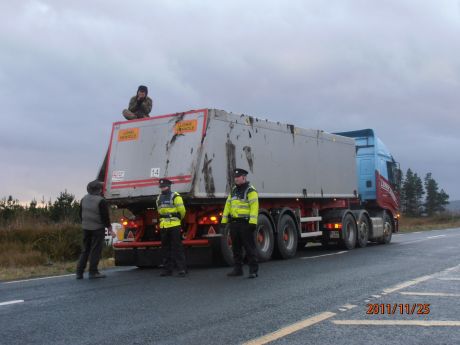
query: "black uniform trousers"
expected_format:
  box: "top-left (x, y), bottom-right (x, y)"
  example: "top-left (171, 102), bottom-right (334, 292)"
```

top-left (77, 229), bottom-right (105, 274)
top-left (229, 221), bottom-right (258, 274)
top-left (160, 225), bottom-right (186, 272)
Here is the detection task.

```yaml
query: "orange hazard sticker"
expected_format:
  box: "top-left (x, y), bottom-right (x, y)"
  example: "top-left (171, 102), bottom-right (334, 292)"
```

top-left (174, 119), bottom-right (197, 134)
top-left (118, 128), bottom-right (139, 142)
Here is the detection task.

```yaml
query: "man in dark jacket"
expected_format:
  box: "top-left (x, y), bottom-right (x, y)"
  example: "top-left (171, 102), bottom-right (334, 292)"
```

top-left (76, 180), bottom-right (113, 279)
top-left (122, 85), bottom-right (153, 120)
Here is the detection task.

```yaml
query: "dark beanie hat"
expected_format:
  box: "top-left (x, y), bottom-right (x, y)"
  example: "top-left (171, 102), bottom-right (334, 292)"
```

top-left (137, 85), bottom-right (148, 95)
top-left (87, 180), bottom-right (103, 195)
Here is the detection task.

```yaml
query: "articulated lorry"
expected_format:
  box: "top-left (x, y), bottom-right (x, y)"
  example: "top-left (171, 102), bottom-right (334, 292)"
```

top-left (99, 109), bottom-right (400, 267)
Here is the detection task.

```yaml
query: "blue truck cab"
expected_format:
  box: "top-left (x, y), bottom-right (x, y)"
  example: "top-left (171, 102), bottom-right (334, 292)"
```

top-left (336, 129), bottom-right (400, 217)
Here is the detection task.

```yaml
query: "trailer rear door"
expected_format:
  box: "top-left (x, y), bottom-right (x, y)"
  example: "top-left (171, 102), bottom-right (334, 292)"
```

top-left (104, 109), bottom-right (208, 199)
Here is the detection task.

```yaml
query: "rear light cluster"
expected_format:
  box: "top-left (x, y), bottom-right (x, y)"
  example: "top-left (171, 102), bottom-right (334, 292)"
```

top-left (198, 215), bottom-right (219, 225)
top-left (120, 218), bottom-right (143, 228)
top-left (118, 217), bottom-right (144, 242)
top-left (324, 223), bottom-right (342, 230)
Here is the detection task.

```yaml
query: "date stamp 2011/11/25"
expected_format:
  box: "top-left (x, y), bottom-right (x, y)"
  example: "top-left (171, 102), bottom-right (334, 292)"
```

top-left (366, 304), bottom-right (431, 315)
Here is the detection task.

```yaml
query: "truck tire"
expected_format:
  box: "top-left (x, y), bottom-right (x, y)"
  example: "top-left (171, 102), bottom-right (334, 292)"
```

top-left (356, 215), bottom-right (370, 248)
top-left (275, 214), bottom-right (298, 259)
top-left (379, 213), bottom-right (393, 244)
top-left (255, 214), bottom-right (275, 262)
top-left (340, 213), bottom-right (357, 250)
top-left (219, 224), bottom-right (234, 266)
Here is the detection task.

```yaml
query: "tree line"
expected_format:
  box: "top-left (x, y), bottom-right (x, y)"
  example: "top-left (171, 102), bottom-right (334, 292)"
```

top-left (0, 170), bottom-right (451, 227)
top-left (399, 169), bottom-right (449, 217)
top-left (0, 190), bottom-right (80, 227)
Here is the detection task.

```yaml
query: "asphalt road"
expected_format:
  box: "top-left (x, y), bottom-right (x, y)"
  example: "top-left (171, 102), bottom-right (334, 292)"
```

top-left (1, 228), bottom-right (460, 345)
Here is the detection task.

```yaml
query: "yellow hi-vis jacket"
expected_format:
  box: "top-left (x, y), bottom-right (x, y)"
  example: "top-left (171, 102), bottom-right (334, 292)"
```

top-left (221, 184), bottom-right (259, 225)
top-left (156, 192), bottom-right (186, 229)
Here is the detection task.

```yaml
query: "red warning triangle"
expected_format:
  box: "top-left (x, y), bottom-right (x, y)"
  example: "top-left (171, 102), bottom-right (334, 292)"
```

top-left (208, 226), bottom-right (216, 235)
top-left (126, 231), bottom-right (134, 241)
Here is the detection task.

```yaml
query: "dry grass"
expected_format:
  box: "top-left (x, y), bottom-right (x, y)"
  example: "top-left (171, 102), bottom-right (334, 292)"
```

top-left (0, 223), bottom-right (115, 281)
top-left (399, 214), bottom-right (460, 232)
top-left (0, 242), bottom-right (48, 268)
top-left (0, 258), bottom-right (115, 281)
top-left (0, 223), bottom-right (82, 261)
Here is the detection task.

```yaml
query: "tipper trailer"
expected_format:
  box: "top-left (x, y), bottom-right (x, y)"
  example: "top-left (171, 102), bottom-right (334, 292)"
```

top-left (99, 109), bottom-right (400, 266)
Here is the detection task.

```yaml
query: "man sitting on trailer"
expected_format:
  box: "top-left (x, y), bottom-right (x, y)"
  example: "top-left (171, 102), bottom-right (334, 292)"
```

top-left (122, 85), bottom-right (153, 120)
top-left (221, 168), bottom-right (260, 278)
top-left (156, 178), bottom-right (187, 277)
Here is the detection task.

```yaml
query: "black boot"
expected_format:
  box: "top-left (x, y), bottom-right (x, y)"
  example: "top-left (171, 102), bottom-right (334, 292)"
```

top-left (227, 268), bottom-right (243, 277)
top-left (89, 272), bottom-right (106, 279)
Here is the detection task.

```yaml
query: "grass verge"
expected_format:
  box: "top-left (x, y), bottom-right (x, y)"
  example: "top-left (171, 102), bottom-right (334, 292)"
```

top-left (0, 258), bottom-right (115, 282)
top-left (0, 223), bottom-right (115, 281)
top-left (399, 214), bottom-right (460, 232)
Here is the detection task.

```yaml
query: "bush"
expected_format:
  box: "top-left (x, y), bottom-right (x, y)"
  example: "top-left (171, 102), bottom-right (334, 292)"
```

top-left (0, 224), bottom-right (82, 263)
top-left (0, 242), bottom-right (47, 268)
top-left (0, 223), bottom-right (115, 268)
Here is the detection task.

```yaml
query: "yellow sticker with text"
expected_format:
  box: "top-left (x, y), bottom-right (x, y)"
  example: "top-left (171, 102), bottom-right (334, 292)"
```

top-left (174, 119), bottom-right (197, 134)
top-left (118, 128), bottom-right (139, 142)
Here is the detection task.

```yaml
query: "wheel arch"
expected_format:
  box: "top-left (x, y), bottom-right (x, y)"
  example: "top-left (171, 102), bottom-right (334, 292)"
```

top-left (271, 207), bottom-right (300, 236)
top-left (351, 210), bottom-right (371, 226)
top-left (321, 208), bottom-right (357, 224)
top-left (259, 208), bottom-right (276, 231)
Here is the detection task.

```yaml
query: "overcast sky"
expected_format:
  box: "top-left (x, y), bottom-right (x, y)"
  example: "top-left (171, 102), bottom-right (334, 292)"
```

top-left (1, 0), bottom-right (459, 203)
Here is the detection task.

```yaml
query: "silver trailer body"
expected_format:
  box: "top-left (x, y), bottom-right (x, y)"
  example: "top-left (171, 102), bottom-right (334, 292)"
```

top-left (103, 109), bottom-right (357, 202)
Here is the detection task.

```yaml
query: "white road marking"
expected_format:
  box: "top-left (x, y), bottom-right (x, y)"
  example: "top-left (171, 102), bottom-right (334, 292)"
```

top-left (438, 277), bottom-right (460, 281)
top-left (3, 274), bottom-right (75, 284)
top-left (398, 239), bottom-right (432, 245)
top-left (333, 320), bottom-right (460, 327)
top-left (400, 292), bottom-right (460, 297)
top-left (371, 295), bottom-right (381, 298)
top-left (339, 304), bottom-right (356, 311)
top-left (242, 312), bottom-right (336, 345)
top-left (398, 239), bottom-right (428, 245)
top-left (301, 251), bottom-right (347, 260)
top-left (397, 233), bottom-right (459, 246)
top-left (341, 304), bottom-right (357, 310)
top-left (383, 263), bottom-right (460, 294)
top-left (445, 265), bottom-right (460, 272)
top-left (427, 235), bottom-right (446, 239)
top-left (383, 274), bottom-right (435, 294)
top-left (0, 300), bottom-right (24, 306)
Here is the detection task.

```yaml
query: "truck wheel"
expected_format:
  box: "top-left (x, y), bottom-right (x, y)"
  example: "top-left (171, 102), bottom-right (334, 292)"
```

top-left (356, 215), bottom-right (369, 248)
top-left (219, 224), bottom-right (234, 266)
top-left (275, 215), bottom-right (298, 259)
top-left (255, 214), bottom-right (274, 262)
top-left (379, 213), bottom-right (393, 244)
top-left (340, 214), bottom-right (357, 250)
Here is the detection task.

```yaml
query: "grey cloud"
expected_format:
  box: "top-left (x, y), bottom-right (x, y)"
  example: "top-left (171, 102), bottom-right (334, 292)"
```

top-left (1, 0), bottom-right (459, 201)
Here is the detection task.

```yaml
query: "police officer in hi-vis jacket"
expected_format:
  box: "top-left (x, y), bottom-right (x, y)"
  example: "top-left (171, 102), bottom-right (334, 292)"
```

top-left (156, 178), bottom-right (187, 277)
top-left (221, 168), bottom-right (259, 278)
